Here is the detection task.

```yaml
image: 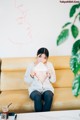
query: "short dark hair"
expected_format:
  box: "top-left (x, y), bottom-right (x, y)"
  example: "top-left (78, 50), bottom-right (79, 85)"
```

top-left (37, 47), bottom-right (49, 58)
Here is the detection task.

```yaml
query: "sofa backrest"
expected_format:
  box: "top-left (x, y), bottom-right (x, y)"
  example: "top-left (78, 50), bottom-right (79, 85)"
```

top-left (1, 56), bottom-right (74, 91)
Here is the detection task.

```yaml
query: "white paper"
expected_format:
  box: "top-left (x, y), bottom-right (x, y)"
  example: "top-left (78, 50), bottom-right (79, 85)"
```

top-left (34, 62), bottom-right (48, 72)
top-left (34, 62), bottom-right (48, 82)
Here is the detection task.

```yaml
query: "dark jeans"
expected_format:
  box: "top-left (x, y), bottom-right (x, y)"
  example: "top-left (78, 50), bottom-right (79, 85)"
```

top-left (30, 90), bottom-right (54, 112)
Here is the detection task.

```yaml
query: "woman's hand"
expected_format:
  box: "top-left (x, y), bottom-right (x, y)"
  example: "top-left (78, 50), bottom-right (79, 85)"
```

top-left (41, 71), bottom-right (51, 84)
top-left (30, 71), bottom-right (36, 78)
top-left (46, 71), bottom-right (51, 79)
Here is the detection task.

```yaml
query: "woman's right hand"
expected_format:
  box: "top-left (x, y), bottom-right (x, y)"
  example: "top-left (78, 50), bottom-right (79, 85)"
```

top-left (30, 71), bottom-right (36, 78)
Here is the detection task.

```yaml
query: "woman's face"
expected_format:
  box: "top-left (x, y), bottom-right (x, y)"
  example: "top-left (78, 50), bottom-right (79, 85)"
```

top-left (37, 54), bottom-right (48, 63)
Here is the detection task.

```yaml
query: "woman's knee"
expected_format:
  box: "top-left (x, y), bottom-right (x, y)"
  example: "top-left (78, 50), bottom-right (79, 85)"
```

top-left (30, 90), bottom-right (42, 101)
top-left (43, 90), bottom-right (54, 101)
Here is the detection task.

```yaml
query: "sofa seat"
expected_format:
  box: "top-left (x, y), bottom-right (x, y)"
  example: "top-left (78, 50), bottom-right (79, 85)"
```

top-left (0, 88), bottom-right (80, 113)
top-left (52, 88), bottom-right (80, 110)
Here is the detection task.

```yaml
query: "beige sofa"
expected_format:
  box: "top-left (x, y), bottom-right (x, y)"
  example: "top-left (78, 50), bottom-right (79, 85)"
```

top-left (0, 56), bottom-right (80, 113)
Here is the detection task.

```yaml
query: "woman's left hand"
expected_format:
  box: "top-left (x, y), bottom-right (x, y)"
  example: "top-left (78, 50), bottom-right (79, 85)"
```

top-left (41, 71), bottom-right (51, 84)
top-left (46, 71), bottom-right (51, 79)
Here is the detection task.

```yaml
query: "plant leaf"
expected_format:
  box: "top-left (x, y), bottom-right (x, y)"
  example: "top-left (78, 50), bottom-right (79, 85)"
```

top-left (72, 74), bottom-right (80, 97)
top-left (71, 25), bottom-right (79, 39)
top-left (57, 29), bottom-right (69, 46)
top-left (72, 40), bottom-right (80, 55)
top-left (69, 4), bottom-right (80, 17)
top-left (70, 54), bottom-right (80, 75)
top-left (62, 22), bottom-right (71, 28)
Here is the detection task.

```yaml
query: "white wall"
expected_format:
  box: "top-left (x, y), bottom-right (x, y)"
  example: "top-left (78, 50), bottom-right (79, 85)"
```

top-left (0, 0), bottom-right (79, 58)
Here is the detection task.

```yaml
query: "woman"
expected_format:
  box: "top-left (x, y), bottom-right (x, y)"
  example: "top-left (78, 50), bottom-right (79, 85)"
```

top-left (24, 47), bottom-right (56, 112)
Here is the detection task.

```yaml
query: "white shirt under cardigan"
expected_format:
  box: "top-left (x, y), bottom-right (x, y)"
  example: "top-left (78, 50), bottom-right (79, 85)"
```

top-left (24, 62), bottom-right (56, 96)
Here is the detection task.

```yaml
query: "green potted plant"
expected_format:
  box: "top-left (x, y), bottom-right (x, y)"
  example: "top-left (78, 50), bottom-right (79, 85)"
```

top-left (56, 3), bottom-right (80, 97)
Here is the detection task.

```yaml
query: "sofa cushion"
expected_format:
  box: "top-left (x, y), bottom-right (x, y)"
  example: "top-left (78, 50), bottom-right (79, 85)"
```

top-left (1, 69), bottom-right (74, 91)
top-left (52, 88), bottom-right (80, 110)
top-left (1, 57), bottom-right (35, 72)
top-left (49, 56), bottom-right (70, 69)
top-left (53, 69), bottom-right (74, 88)
top-left (1, 56), bottom-right (70, 72)
top-left (0, 88), bottom-right (80, 113)
top-left (1, 71), bottom-right (27, 91)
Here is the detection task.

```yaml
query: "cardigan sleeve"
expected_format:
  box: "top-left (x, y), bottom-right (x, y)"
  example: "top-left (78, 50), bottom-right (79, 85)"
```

top-left (47, 62), bottom-right (56, 83)
top-left (24, 62), bottom-right (34, 84)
